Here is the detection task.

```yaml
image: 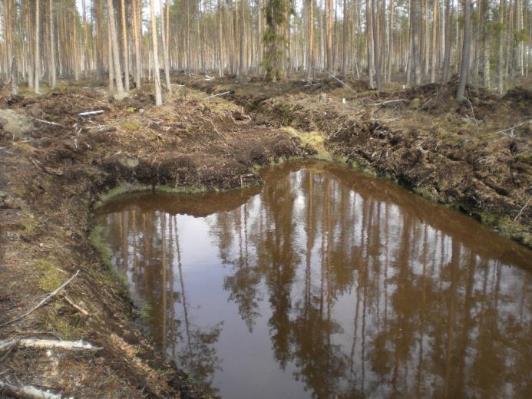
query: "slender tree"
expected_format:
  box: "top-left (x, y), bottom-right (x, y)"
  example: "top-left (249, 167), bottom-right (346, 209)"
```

top-left (498, 0), bottom-right (505, 93)
top-left (161, 0), bottom-right (172, 91)
top-left (149, 0), bottom-right (163, 105)
top-left (307, 0), bottom-right (314, 80)
top-left (457, 0), bottom-right (472, 101)
top-left (34, 0), bottom-right (40, 94)
top-left (107, 0), bottom-right (125, 96)
top-left (120, 0), bottom-right (130, 91)
top-left (132, 0), bottom-right (142, 89)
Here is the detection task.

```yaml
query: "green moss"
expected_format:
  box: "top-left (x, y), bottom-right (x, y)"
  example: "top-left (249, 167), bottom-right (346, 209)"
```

top-left (480, 212), bottom-right (498, 226)
top-left (89, 224), bottom-right (130, 295)
top-left (96, 183), bottom-right (151, 206)
top-left (89, 225), bottom-right (113, 271)
top-left (157, 184), bottom-right (208, 194)
top-left (515, 153), bottom-right (532, 163)
top-left (139, 302), bottom-right (154, 324)
top-left (414, 185), bottom-right (441, 202)
top-left (34, 259), bottom-right (65, 292)
top-left (42, 302), bottom-right (82, 339)
top-left (96, 183), bottom-right (213, 209)
top-left (20, 210), bottom-right (39, 234)
top-left (479, 212), bottom-right (531, 246)
top-left (121, 121), bottom-right (140, 131)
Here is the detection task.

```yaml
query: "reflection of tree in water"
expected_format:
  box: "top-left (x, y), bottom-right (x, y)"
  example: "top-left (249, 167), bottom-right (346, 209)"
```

top-left (102, 211), bottom-right (222, 393)
top-left (100, 162), bottom-right (532, 399)
top-left (210, 203), bottom-right (262, 332)
top-left (208, 164), bottom-right (532, 399)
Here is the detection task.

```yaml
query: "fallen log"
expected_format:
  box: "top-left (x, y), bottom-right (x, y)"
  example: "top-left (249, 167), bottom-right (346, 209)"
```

top-left (0, 381), bottom-right (62, 399)
top-left (0, 337), bottom-right (101, 352)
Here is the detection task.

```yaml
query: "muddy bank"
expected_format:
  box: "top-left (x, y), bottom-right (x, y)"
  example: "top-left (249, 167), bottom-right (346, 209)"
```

top-left (0, 87), bottom-right (310, 398)
top-left (178, 75), bottom-right (532, 247)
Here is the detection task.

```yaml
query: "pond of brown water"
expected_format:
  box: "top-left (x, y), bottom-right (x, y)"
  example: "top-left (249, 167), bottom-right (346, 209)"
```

top-left (96, 161), bottom-right (531, 399)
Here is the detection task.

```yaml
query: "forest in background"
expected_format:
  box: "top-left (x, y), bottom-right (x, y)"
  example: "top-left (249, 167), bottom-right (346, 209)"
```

top-left (0, 0), bottom-right (530, 103)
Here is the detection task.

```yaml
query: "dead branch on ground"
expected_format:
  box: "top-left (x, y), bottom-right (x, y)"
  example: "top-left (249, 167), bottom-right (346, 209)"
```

top-left (62, 295), bottom-right (90, 317)
top-left (0, 271), bottom-right (80, 328)
top-left (0, 337), bottom-right (101, 352)
top-left (514, 198), bottom-right (530, 222)
top-left (328, 73), bottom-right (356, 93)
top-left (31, 117), bottom-right (65, 128)
top-left (206, 91), bottom-right (231, 100)
top-left (495, 119), bottom-right (531, 136)
top-left (0, 380), bottom-right (62, 399)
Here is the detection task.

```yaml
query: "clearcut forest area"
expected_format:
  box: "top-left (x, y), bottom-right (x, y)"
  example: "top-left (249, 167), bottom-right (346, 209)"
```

top-left (0, 1), bottom-right (531, 399)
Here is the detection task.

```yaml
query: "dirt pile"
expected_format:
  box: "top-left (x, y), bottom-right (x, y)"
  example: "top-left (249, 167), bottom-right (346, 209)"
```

top-left (179, 75), bottom-right (531, 246)
top-left (0, 87), bottom-right (310, 398)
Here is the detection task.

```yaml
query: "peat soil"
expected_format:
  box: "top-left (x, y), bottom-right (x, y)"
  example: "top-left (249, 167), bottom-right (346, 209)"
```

top-left (0, 86), bottom-right (310, 398)
top-left (177, 74), bottom-right (532, 247)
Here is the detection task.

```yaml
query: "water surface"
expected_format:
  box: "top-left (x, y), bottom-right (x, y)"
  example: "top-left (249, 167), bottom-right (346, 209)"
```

top-left (97, 161), bottom-right (532, 399)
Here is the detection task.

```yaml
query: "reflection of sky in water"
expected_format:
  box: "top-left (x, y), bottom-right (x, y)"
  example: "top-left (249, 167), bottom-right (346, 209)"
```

top-left (98, 162), bottom-right (532, 399)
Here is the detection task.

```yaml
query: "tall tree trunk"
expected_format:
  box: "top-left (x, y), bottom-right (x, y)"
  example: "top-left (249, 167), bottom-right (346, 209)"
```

top-left (367, 0), bottom-right (375, 87)
top-left (149, 0), bottom-right (162, 105)
top-left (107, 2), bottom-right (115, 93)
top-left (186, 0), bottom-right (191, 72)
top-left (238, 0), bottom-right (246, 77)
top-left (387, 0), bottom-right (395, 82)
top-left (307, 0), bottom-right (314, 80)
top-left (5, 0), bottom-right (18, 94)
top-left (498, 0), bottom-right (505, 93)
top-left (517, 0), bottom-right (524, 75)
top-left (218, 0), bottom-right (224, 77)
top-left (107, 0), bottom-right (124, 96)
top-left (120, 0), bottom-right (130, 91)
top-left (442, 0), bottom-right (452, 82)
top-left (49, 0), bottom-right (56, 88)
top-left (457, 0), bottom-right (472, 101)
top-left (34, 0), bottom-right (40, 94)
top-left (132, 0), bottom-right (142, 89)
top-left (431, 0), bottom-right (438, 82)
top-left (342, 0), bottom-right (348, 75)
top-left (372, 0), bottom-right (382, 89)
top-left (326, 0), bottom-right (333, 71)
top-left (160, 0), bottom-right (171, 91)
top-left (410, 0), bottom-right (421, 85)
top-left (481, 0), bottom-right (490, 87)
